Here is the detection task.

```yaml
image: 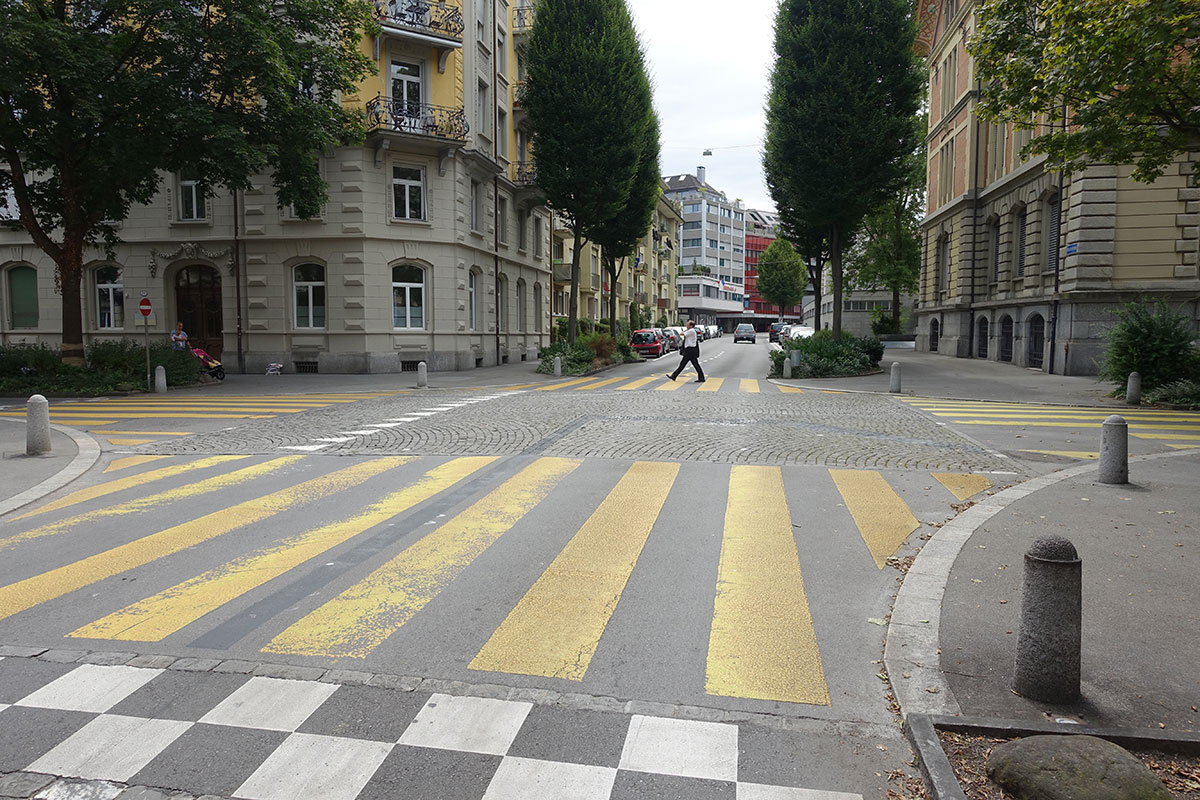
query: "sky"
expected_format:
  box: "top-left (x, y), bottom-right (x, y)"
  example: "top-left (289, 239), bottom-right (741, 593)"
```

top-left (626, 0), bottom-right (779, 213)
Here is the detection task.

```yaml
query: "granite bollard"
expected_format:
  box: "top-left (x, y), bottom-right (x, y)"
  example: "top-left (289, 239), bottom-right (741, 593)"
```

top-left (889, 361), bottom-right (901, 393)
top-left (416, 361), bottom-right (428, 388)
top-left (553, 356), bottom-right (562, 377)
top-left (154, 365), bottom-right (167, 393)
top-left (1013, 535), bottom-right (1082, 703)
top-left (1125, 371), bottom-right (1141, 405)
top-left (26, 394), bottom-right (51, 456)
top-left (1099, 415), bottom-right (1128, 485)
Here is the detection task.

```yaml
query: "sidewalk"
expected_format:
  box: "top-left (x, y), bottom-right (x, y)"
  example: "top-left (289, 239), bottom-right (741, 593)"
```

top-left (0, 419), bottom-right (97, 518)
top-left (888, 447), bottom-right (1199, 735)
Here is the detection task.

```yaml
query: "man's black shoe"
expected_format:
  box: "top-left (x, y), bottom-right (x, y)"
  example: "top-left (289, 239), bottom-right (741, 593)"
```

top-left (694, 378), bottom-right (706, 383)
top-left (666, 374), bottom-right (676, 381)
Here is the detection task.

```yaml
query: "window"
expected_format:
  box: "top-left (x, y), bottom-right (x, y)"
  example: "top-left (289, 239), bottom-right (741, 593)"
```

top-left (390, 61), bottom-right (424, 133)
top-left (683, 238), bottom-right (701, 248)
top-left (178, 174), bottom-right (206, 221)
top-left (517, 207), bottom-right (528, 250)
top-left (516, 280), bottom-right (525, 330)
top-left (683, 203), bottom-right (701, 213)
top-left (533, 283), bottom-right (542, 331)
top-left (471, 179), bottom-right (483, 230)
top-left (468, 271), bottom-right (478, 329)
top-left (533, 216), bottom-right (543, 256)
top-left (936, 139), bottom-right (955, 207)
top-left (496, 30), bottom-right (507, 73)
top-left (497, 108), bottom-right (508, 155)
top-left (988, 122), bottom-right (1008, 183)
top-left (1045, 194), bottom-right (1061, 274)
top-left (496, 195), bottom-right (508, 243)
top-left (707, 239), bottom-right (718, 248)
top-left (937, 234), bottom-right (951, 294)
top-left (392, 165), bottom-right (425, 220)
top-left (476, 80), bottom-right (490, 140)
top-left (990, 219), bottom-right (1002, 281)
top-left (1015, 207), bottom-right (1028, 277)
top-left (497, 275), bottom-right (507, 331)
top-left (7, 266), bottom-right (38, 328)
top-left (940, 46), bottom-right (958, 119)
top-left (0, 183), bottom-right (16, 220)
top-left (392, 264), bottom-right (425, 329)
top-left (681, 284), bottom-right (699, 296)
top-left (294, 263), bottom-right (326, 328)
top-left (95, 266), bottom-right (124, 329)
top-left (476, 0), bottom-right (488, 38)
top-left (683, 221), bottom-right (701, 230)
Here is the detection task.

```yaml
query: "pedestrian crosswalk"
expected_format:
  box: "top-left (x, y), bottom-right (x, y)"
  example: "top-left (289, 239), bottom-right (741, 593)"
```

top-left (0, 392), bottom-right (400, 428)
top-left (537, 375), bottom-right (792, 393)
top-left (1, 455), bottom-right (995, 708)
top-left (900, 397), bottom-right (1200, 452)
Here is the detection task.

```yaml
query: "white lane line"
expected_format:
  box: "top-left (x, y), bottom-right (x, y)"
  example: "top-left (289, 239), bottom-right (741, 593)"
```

top-left (410, 412), bottom-right (439, 417)
top-left (366, 422), bottom-right (406, 428)
top-left (340, 430), bottom-right (382, 435)
top-left (386, 417), bottom-right (419, 422)
top-left (313, 437), bottom-right (355, 443)
top-left (280, 444), bottom-right (330, 452)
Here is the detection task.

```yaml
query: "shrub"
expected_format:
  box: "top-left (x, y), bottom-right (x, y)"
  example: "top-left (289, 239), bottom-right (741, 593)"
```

top-left (578, 332), bottom-right (616, 361)
top-left (1098, 300), bottom-right (1200, 392)
top-left (1144, 379), bottom-right (1200, 410)
top-left (771, 330), bottom-right (881, 378)
top-left (0, 343), bottom-right (63, 378)
top-left (535, 341), bottom-right (596, 375)
top-left (86, 339), bottom-right (202, 386)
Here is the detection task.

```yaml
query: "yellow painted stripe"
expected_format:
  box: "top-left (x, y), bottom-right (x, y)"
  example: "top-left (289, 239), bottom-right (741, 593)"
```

top-left (12, 455), bottom-right (251, 521)
top-left (822, 390), bottom-right (846, 395)
top-left (1132, 432), bottom-right (1200, 440)
top-left (104, 455), bottom-right (171, 474)
top-left (1167, 443), bottom-right (1200, 449)
top-left (3, 457), bottom-right (299, 550)
top-left (697, 377), bottom-right (724, 393)
top-left (615, 376), bottom-right (659, 391)
top-left (829, 469), bottom-right (920, 569)
top-left (46, 405), bottom-right (310, 413)
top-left (72, 456), bottom-right (496, 642)
top-left (740, 379), bottom-right (760, 393)
top-left (655, 376), bottom-right (688, 391)
top-left (263, 456), bottom-right (582, 659)
top-left (0, 412), bottom-right (275, 420)
top-left (469, 461), bottom-right (679, 680)
top-left (499, 383), bottom-right (540, 390)
top-left (778, 385), bottom-right (804, 394)
top-left (951, 420), bottom-right (1200, 430)
top-left (932, 472), bottom-right (994, 501)
top-left (536, 378), bottom-right (597, 391)
top-left (929, 412), bottom-right (1198, 422)
top-left (92, 431), bottom-right (194, 436)
top-left (9, 419), bottom-right (119, 427)
top-left (0, 459), bottom-right (404, 623)
top-left (1021, 450), bottom-right (1100, 460)
top-left (575, 377), bottom-right (625, 391)
top-left (106, 438), bottom-right (155, 446)
top-left (706, 465), bottom-right (829, 705)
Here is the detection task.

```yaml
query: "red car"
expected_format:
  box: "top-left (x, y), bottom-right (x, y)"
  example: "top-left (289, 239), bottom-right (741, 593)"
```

top-left (630, 329), bottom-right (666, 358)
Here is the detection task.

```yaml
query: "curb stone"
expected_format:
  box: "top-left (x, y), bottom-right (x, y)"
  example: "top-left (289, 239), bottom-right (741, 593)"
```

top-left (0, 422), bottom-right (101, 518)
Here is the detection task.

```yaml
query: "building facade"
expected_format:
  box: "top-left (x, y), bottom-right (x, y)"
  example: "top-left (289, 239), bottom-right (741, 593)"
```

top-left (663, 168), bottom-right (746, 327)
top-left (0, 0), bottom-right (553, 373)
top-left (915, 0), bottom-right (1199, 375)
top-left (743, 208), bottom-right (805, 329)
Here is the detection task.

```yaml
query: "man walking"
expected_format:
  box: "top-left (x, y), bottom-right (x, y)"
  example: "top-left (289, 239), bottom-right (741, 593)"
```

top-left (667, 320), bottom-right (706, 383)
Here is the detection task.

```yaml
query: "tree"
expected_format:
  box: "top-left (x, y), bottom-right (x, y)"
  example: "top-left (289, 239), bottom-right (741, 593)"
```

top-left (0, 0), bottom-right (375, 364)
top-left (845, 147), bottom-right (924, 332)
top-left (969, 0), bottom-right (1200, 183)
top-left (523, 0), bottom-right (649, 345)
top-left (764, 0), bottom-right (923, 340)
top-left (756, 238), bottom-right (805, 321)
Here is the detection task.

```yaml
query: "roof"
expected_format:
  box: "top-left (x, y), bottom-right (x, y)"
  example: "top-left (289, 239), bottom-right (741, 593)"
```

top-left (661, 173), bottom-right (727, 201)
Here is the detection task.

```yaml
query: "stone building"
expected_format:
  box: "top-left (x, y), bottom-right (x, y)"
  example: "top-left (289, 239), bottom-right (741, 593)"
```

top-left (915, 0), bottom-right (1199, 375)
top-left (0, 1), bottom-right (553, 373)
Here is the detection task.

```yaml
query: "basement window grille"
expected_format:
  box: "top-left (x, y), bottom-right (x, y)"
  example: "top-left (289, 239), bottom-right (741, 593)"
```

top-left (294, 360), bottom-right (319, 374)
top-left (401, 360), bottom-right (421, 372)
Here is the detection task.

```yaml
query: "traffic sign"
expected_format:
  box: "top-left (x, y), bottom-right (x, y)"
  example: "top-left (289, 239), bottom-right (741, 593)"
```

top-left (139, 298), bottom-right (152, 317)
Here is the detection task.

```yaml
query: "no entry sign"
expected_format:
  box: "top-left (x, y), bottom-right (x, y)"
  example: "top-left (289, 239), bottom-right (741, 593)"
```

top-left (139, 298), bottom-right (152, 317)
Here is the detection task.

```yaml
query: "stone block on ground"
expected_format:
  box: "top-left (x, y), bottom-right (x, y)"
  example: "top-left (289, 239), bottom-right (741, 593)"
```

top-left (987, 735), bottom-right (1173, 800)
top-left (0, 771), bottom-right (54, 798)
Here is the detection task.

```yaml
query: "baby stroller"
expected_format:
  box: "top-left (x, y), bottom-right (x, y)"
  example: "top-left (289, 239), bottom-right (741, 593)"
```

top-left (191, 347), bottom-right (225, 380)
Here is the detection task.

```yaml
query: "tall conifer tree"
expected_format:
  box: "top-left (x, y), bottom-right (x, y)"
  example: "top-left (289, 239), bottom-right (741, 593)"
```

top-left (764, 0), bottom-right (922, 339)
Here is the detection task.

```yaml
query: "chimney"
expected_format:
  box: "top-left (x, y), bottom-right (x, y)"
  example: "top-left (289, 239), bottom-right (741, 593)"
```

top-left (697, 165), bottom-right (706, 184)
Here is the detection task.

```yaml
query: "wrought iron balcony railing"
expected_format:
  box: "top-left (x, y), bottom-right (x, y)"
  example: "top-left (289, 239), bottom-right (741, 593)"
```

top-left (376, 0), bottom-right (464, 40)
top-left (634, 292), bottom-right (648, 305)
top-left (366, 95), bottom-right (469, 140)
top-left (513, 5), bottom-right (534, 33)
top-left (513, 160), bottom-right (537, 186)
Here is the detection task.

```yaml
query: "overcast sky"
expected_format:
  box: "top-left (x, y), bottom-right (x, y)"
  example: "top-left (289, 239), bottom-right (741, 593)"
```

top-left (627, 0), bottom-right (779, 213)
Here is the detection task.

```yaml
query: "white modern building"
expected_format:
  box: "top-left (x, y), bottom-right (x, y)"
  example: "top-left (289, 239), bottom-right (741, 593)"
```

top-left (663, 168), bottom-right (746, 325)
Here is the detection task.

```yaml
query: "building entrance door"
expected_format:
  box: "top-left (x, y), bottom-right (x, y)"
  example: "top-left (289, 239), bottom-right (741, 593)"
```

top-left (175, 265), bottom-right (223, 359)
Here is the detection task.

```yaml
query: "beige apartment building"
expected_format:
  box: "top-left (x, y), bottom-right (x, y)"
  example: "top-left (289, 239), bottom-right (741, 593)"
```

top-left (0, 1), bottom-right (552, 373)
top-left (916, 0), bottom-right (1199, 375)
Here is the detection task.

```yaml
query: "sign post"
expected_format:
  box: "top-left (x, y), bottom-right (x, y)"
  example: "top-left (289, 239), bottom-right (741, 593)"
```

top-left (139, 296), bottom-right (153, 391)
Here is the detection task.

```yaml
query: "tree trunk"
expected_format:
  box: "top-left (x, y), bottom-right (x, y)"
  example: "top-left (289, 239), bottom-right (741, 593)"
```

top-left (892, 284), bottom-right (901, 331)
top-left (830, 225), bottom-right (843, 341)
top-left (58, 233), bottom-right (86, 366)
top-left (569, 233), bottom-right (582, 346)
top-left (808, 263), bottom-right (821, 330)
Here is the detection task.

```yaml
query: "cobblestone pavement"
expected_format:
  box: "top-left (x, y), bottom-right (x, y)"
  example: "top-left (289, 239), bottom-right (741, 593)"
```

top-left (128, 388), bottom-right (1016, 473)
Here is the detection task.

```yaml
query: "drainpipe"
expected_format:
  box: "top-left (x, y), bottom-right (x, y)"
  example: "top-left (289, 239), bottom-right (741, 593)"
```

top-left (1047, 98), bottom-right (1067, 375)
top-left (492, 3), bottom-right (501, 365)
top-left (967, 78), bottom-right (981, 358)
top-left (233, 188), bottom-right (245, 374)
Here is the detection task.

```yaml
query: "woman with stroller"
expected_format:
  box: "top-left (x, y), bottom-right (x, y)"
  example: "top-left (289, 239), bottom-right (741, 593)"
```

top-left (170, 322), bottom-right (189, 351)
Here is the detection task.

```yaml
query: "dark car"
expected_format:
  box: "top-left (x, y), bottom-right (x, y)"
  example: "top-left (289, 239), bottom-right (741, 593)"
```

top-left (769, 322), bottom-right (787, 343)
top-left (630, 329), bottom-right (665, 358)
top-left (733, 323), bottom-right (756, 343)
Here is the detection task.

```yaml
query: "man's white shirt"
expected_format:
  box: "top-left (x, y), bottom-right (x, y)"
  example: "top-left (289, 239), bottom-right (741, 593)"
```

top-left (682, 327), bottom-right (699, 348)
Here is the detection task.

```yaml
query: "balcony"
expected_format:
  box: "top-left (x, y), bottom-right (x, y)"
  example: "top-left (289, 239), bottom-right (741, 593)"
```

top-left (376, 0), bottom-right (464, 40)
top-left (366, 95), bottom-right (468, 141)
top-left (552, 260), bottom-right (571, 282)
top-left (635, 292), bottom-right (648, 305)
top-left (657, 298), bottom-right (671, 309)
top-left (513, 5), bottom-right (534, 34)
top-left (512, 160), bottom-right (537, 186)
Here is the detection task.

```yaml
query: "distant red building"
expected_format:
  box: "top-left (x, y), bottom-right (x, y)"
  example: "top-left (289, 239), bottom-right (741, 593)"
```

top-left (743, 209), bottom-right (804, 328)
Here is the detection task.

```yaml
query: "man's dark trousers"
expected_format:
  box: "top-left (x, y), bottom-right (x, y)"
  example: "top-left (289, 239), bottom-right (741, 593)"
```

top-left (669, 346), bottom-right (705, 381)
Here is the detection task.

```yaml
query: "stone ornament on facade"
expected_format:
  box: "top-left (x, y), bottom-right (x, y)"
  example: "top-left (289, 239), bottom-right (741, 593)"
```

top-left (148, 243), bottom-right (234, 278)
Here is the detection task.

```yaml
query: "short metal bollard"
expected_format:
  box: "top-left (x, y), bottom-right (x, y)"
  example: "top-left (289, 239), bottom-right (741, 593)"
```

top-left (889, 361), bottom-right (901, 393)
top-left (782, 360), bottom-right (793, 379)
top-left (1013, 535), bottom-right (1082, 703)
top-left (1099, 414), bottom-right (1128, 485)
top-left (154, 365), bottom-right (167, 393)
top-left (416, 361), bottom-right (428, 389)
top-left (553, 356), bottom-right (562, 377)
top-left (1125, 371), bottom-right (1141, 406)
top-left (26, 394), bottom-right (51, 456)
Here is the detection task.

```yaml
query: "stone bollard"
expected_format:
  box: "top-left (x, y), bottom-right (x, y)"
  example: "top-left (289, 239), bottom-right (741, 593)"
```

top-left (1099, 414), bottom-right (1128, 485)
top-left (416, 361), bottom-right (428, 389)
top-left (553, 356), bottom-right (562, 377)
top-left (26, 394), bottom-right (52, 456)
top-left (1013, 535), bottom-right (1082, 703)
top-left (782, 360), bottom-right (793, 379)
top-left (154, 365), bottom-right (167, 393)
top-left (1125, 371), bottom-right (1141, 406)
top-left (889, 361), bottom-right (902, 393)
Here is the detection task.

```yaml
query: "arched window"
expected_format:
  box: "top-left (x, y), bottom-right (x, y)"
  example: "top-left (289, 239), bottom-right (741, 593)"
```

top-left (1026, 313), bottom-right (1045, 369)
top-left (496, 274), bottom-right (507, 332)
top-left (533, 283), bottom-right (543, 332)
top-left (391, 264), bottom-right (425, 329)
top-left (293, 263), bottom-right (325, 328)
top-left (95, 266), bottom-right (124, 329)
top-left (515, 280), bottom-right (525, 331)
top-left (999, 315), bottom-right (1014, 362)
top-left (977, 317), bottom-right (989, 359)
top-left (929, 318), bottom-right (940, 352)
top-left (7, 266), bottom-right (38, 328)
top-left (468, 270), bottom-right (478, 330)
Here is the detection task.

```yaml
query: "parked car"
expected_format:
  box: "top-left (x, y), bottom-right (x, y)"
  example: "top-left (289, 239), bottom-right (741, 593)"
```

top-left (733, 323), bottom-right (756, 343)
top-left (769, 322), bottom-right (787, 342)
top-left (630, 329), bottom-right (666, 358)
top-left (653, 328), bottom-right (675, 352)
top-left (707, 324), bottom-right (721, 339)
top-left (788, 325), bottom-right (816, 340)
top-left (663, 328), bottom-right (682, 351)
